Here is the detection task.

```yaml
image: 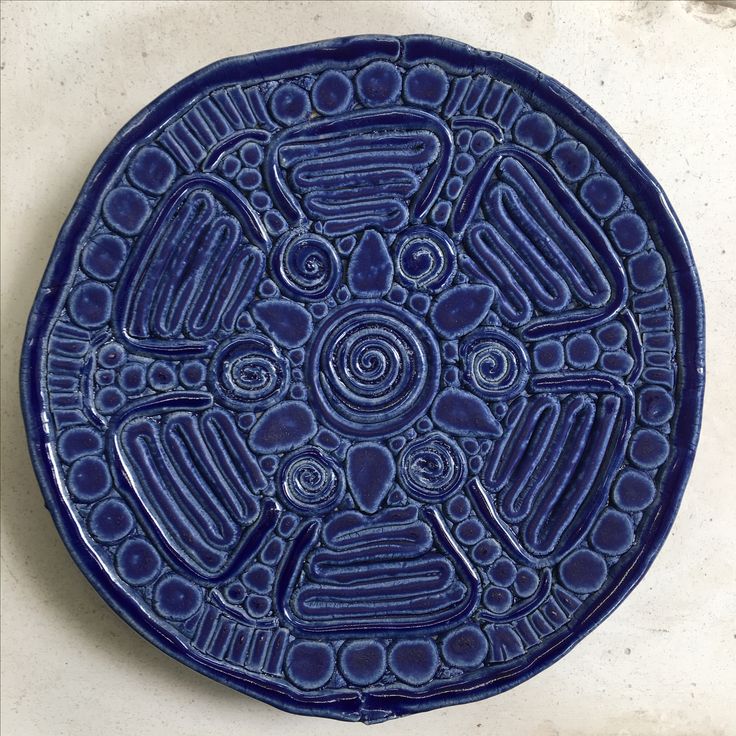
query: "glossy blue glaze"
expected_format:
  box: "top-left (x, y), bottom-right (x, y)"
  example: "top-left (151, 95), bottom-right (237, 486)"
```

top-left (20, 35), bottom-right (704, 722)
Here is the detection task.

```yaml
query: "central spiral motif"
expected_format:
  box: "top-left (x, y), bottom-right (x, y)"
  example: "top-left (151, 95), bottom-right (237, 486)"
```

top-left (279, 447), bottom-right (345, 514)
top-left (269, 232), bottom-right (342, 301)
top-left (306, 300), bottom-right (441, 438)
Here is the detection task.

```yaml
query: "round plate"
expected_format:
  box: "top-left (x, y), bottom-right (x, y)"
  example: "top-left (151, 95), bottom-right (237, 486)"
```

top-left (21, 35), bottom-right (704, 722)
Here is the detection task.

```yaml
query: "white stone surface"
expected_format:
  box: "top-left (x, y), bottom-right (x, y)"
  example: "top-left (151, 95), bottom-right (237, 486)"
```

top-left (1, 2), bottom-right (734, 734)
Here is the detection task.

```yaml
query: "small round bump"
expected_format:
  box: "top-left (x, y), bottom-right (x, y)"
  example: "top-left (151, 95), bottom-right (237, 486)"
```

top-left (356, 61), bottom-right (401, 106)
top-left (270, 83), bottom-right (311, 125)
top-left (116, 538), bottom-right (161, 586)
top-left (311, 70), bottom-right (354, 115)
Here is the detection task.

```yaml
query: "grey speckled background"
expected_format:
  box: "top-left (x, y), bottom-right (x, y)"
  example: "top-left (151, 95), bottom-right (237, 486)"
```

top-left (1, 2), bottom-right (735, 735)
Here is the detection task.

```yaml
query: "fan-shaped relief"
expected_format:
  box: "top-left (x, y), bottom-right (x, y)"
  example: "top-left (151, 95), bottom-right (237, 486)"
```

top-left (275, 507), bottom-right (480, 636)
top-left (109, 396), bottom-right (278, 583)
top-left (469, 373), bottom-right (635, 568)
top-left (264, 108), bottom-right (453, 235)
top-left (113, 178), bottom-right (267, 359)
top-left (456, 147), bottom-right (627, 340)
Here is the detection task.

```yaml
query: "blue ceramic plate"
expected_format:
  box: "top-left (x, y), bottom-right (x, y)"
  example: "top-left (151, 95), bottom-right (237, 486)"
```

top-left (21, 35), bottom-right (704, 722)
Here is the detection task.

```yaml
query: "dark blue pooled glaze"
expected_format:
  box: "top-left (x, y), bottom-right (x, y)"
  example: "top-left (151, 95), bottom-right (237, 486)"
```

top-left (20, 35), bottom-right (704, 722)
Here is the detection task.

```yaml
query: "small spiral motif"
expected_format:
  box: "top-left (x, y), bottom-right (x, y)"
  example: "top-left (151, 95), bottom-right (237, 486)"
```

top-left (460, 328), bottom-right (530, 401)
top-left (279, 447), bottom-right (345, 514)
top-left (306, 301), bottom-right (440, 438)
top-left (208, 335), bottom-right (290, 411)
top-left (394, 226), bottom-right (457, 293)
top-left (269, 232), bottom-right (342, 301)
top-left (399, 432), bottom-right (467, 503)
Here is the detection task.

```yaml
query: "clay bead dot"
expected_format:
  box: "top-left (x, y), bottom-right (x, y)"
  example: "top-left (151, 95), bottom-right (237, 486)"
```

top-left (456, 129), bottom-right (472, 151)
top-left (551, 139), bottom-right (590, 181)
top-left (514, 568), bottom-right (540, 598)
top-left (446, 495), bottom-right (471, 522)
top-left (445, 175), bottom-right (463, 199)
top-left (599, 350), bottom-right (634, 376)
top-left (612, 468), bottom-right (656, 511)
top-left (67, 455), bottom-right (111, 502)
top-left (243, 563), bottom-right (273, 593)
top-left (628, 428), bottom-right (670, 469)
top-left (356, 61), bottom-right (402, 106)
top-left (278, 513), bottom-right (299, 538)
top-left (239, 142), bottom-right (263, 167)
top-left (225, 583), bottom-right (246, 604)
top-left (260, 537), bottom-right (284, 564)
top-left (95, 369), bottom-right (115, 386)
top-left (246, 595), bottom-right (270, 618)
top-left (97, 342), bottom-right (126, 369)
top-left (219, 154), bottom-right (241, 179)
top-left (638, 386), bottom-right (675, 426)
top-left (388, 639), bottom-right (439, 685)
top-left (628, 250), bottom-right (666, 292)
top-left (81, 234), bottom-right (127, 281)
top-left (312, 70), bottom-right (354, 115)
top-left (596, 322), bottom-right (627, 350)
top-left (147, 360), bottom-right (177, 390)
top-left (116, 537), bottom-right (162, 586)
top-left (454, 152), bottom-right (475, 175)
top-left (95, 386), bottom-right (126, 415)
top-left (265, 210), bottom-right (287, 236)
top-left (489, 557), bottom-right (517, 587)
top-left (102, 186), bottom-right (151, 235)
top-left (127, 145), bottom-right (176, 195)
top-left (270, 83), bottom-right (311, 125)
top-left (559, 549), bottom-right (607, 594)
top-left (471, 538), bottom-right (501, 565)
top-left (118, 363), bottom-right (146, 394)
top-left (609, 212), bottom-right (648, 254)
top-left (565, 333), bottom-right (600, 369)
top-left (67, 281), bottom-right (112, 329)
top-left (403, 65), bottom-right (449, 108)
top-left (338, 640), bottom-right (387, 686)
top-left (580, 174), bottom-right (624, 219)
top-left (456, 518), bottom-right (485, 545)
top-left (470, 130), bottom-right (494, 155)
top-left (483, 586), bottom-right (513, 613)
top-left (514, 112), bottom-right (556, 153)
top-left (285, 641), bottom-right (335, 689)
top-left (153, 574), bottom-right (203, 620)
top-left (176, 361), bottom-right (203, 389)
top-left (591, 509), bottom-right (635, 555)
top-left (237, 168), bottom-right (261, 190)
top-left (57, 427), bottom-right (102, 463)
top-left (250, 190), bottom-right (272, 211)
top-left (87, 498), bottom-right (135, 543)
top-left (441, 625), bottom-right (488, 668)
top-left (533, 339), bottom-right (564, 372)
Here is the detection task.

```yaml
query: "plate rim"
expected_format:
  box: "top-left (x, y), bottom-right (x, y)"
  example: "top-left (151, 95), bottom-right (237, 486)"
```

top-left (19, 33), bottom-right (705, 722)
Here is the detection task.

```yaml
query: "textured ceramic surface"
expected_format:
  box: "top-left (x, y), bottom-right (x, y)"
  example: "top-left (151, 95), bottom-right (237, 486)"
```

top-left (20, 35), bottom-right (704, 722)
